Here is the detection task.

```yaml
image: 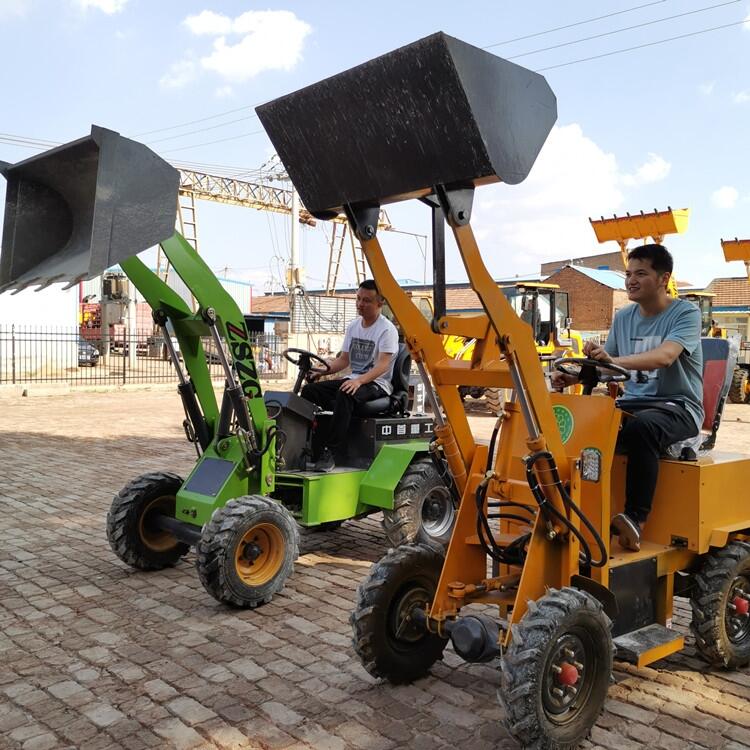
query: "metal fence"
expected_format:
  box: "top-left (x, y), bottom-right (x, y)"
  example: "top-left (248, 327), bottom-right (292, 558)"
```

top-left (0, 326), bottom-right (288, 386)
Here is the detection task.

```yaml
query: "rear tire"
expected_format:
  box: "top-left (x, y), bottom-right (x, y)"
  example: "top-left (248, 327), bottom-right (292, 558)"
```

top-left (500, 587), bottom-right (613, 750)
top-left (382, 457), bottom-right (456, 549)
top-left (351, 543), bottom-right (447, 683)
top-left (196, 496), bottom-right (299, 608)
top-left (728, 368), bottom-right (749, 404)
top-left (482, 387), bottom-right (503, 415)
top-left (690, 541), bottom-right (750, 668)
top-left (106, 472), bottom-right (190, 571)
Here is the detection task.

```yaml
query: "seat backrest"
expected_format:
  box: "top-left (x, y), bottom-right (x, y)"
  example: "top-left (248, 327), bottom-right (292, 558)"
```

top-left (391, 343), bottom-right (412, 396)
top-left (701, 337), bottom-right (735, 431)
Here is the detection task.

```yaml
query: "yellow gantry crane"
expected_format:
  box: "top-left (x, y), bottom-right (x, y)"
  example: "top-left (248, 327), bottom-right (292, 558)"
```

top-left (721, 238), bottom-right (750, 403)
top-left (589, 207), bottom-right (690, 298)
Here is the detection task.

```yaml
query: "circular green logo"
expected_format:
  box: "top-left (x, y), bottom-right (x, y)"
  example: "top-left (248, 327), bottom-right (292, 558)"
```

top-left (553, 405), bottom-right (575, 444)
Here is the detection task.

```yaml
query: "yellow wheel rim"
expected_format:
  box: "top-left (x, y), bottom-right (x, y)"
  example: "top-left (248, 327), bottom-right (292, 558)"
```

top-left (234, 523), bottom-right (285, 586)
top-left (138, 495), bottom-right (179, 552)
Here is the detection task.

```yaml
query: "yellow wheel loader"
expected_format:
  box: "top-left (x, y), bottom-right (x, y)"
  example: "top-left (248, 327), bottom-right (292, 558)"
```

top-left (258, 33), bottom-right (750, 748)
top-left (722, 239), bottom-right (750, 404)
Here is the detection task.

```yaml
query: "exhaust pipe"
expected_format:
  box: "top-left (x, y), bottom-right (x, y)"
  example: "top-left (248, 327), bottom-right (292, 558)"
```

top-left (0, 125), bottom-right (179, 294)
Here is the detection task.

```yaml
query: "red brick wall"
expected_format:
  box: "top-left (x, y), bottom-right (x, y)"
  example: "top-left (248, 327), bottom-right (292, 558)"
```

top-left (545, 267), bottom-right (628, 331)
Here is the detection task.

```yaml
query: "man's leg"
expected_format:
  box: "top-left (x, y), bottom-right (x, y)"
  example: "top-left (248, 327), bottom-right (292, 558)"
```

top-left (300, 378), bottom-right (345, 410)
top-left (326, 383), bottom-right (385, 451)
top-left (614, 406), bottom-right (697, 549)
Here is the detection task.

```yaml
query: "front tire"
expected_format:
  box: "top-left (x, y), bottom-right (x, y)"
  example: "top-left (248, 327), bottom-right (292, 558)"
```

top-left (106, 472), bottom-right (190, 570)
top-left (196, 496), bottom-right (299, 608)
top-left (500, 587), bottom-right (613, 749)
top-left (382, 457), bottom-right (456, 549)
top-left (351, 543), bottom-right (447, 683)
top-left (690, 541), bottom-right (750, 668)
top-left (728, 368), bottom-right (749, 404)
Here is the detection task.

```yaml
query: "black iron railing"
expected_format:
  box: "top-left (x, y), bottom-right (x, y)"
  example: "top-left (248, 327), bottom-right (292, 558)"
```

top-left (0, 326), bottom-right (288, 386)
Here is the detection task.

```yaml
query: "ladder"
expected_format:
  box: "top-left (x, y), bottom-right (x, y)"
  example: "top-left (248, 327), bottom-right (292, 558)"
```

top-left (325, 223), bottom-right (369, 294)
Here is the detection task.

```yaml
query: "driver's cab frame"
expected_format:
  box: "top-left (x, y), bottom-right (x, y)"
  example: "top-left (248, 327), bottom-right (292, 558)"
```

top-left (501, 282), bottom-right (583, 359)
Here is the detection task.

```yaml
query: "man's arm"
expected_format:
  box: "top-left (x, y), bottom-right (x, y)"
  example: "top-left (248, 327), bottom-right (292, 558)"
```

top-left (340, 351), bottom-right (394, 394)
top-left (587, 340), bottom-right (684, 370)
top-left (325, 351), bottom-right (350, 375)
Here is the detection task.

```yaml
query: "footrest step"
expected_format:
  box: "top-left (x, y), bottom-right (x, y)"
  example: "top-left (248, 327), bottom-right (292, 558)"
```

top-left (613, 623), bottom-right (684, 668)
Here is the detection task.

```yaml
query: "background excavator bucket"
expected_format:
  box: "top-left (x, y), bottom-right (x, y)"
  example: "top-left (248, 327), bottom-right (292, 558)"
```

top-left (0, 125), bottom-right (179, 293)
top-left (256, 32), bottom-right (557, 219)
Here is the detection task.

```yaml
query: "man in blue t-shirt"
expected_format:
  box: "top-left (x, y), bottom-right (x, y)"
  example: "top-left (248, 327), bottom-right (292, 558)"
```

top-left (553, 244), bottom-right (703, 551)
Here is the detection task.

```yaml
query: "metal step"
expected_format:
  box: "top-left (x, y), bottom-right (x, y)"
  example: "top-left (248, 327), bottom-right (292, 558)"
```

top-left (614, 623), bottom-right (684, 668)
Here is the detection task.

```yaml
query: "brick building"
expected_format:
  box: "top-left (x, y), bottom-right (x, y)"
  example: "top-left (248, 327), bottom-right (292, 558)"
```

top-left (540, 250), bottom-right (624, 277)
top-left (543, 265), bottom-right (628, 333)
top-left (704, 277), bottom-right (750, 341)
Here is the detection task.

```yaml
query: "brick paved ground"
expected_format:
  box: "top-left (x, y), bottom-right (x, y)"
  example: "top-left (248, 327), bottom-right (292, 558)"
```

top-left (1, 388), bottom-right (749, 750)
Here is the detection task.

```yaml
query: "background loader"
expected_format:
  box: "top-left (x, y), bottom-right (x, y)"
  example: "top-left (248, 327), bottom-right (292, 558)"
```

top-left (0, 127), bottom-right (457, 610)
top-left (257, 32), bottom-right (750, 748)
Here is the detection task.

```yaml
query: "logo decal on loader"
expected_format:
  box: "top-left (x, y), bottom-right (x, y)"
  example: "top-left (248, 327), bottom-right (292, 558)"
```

top-left (553, 405), bottom-right (574, 444)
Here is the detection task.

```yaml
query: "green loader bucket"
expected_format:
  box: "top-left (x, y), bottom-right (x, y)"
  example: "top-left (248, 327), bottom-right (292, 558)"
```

top-left (0, 125), bottom-right (179, 293)
top-left (256, 32), bottom-right (557, 219)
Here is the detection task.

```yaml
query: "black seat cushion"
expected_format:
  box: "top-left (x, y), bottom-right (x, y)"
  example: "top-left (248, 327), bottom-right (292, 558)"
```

top-left (354, 344), bottom-right (411, 418)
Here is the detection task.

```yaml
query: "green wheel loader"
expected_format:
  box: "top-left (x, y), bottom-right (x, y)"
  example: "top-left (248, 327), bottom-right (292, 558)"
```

top-left (0, 127), bottom-right (457, 607)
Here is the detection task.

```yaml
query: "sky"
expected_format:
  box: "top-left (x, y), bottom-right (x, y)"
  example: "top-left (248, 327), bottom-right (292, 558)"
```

top-left (1, 0), bottom-right (749, 325)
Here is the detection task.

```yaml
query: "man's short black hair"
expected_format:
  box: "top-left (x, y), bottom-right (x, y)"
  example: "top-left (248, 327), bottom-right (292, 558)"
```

top-left (627, 243), bottom-right (673, 274)
top-left (359, 279), bottom-right (379, 293)
top-left (358, 278), bottom-right (384, 302)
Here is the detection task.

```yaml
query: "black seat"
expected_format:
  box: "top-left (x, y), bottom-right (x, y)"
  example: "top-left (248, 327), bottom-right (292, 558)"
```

top-left (354, 344), bottom-right (411, 417)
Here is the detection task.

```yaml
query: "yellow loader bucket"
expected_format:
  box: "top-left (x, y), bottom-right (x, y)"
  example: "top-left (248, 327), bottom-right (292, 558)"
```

top-left (590, 208), bottom-right (690, 245)
top-left (721, 238), bottom-right (750, 263)
top-left (0, 125), bottom-right (179, 293)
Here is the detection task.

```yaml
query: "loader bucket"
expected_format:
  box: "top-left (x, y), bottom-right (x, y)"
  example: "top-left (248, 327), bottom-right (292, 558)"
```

top-left (721, 238), bottom-right (750, 263)
top-left (0, 125), bottom-right (179, 293)
top-left (256, 32), bottom-right (556, 219)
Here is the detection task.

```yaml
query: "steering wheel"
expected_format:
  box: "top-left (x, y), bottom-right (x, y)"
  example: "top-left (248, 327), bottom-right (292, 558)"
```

top-left (554, 357), bottom-right (630, 396)
top-left (282, 348), bottom-right (332, 395)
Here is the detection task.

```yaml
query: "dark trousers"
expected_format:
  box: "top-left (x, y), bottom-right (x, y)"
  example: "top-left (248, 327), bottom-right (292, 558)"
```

top-left (617, 403), bottom-right (698, 524)
top-left (300, 379), bottom-right (385, 450)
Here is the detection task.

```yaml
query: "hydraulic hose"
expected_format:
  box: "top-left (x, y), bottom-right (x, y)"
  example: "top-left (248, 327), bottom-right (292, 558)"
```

top-left (523, 450), bottom-right (607, 568)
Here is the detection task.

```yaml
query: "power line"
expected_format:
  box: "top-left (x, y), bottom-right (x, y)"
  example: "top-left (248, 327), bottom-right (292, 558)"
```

top-left (133, 102), bottom-right (262, 137)
top-left (537, 16), bottom-right (748, 71)
top-left (147, 114), bottom-right (260, 145)
top-left (482, 0), bottom-right (668, 48)
top-left (508, 0), bottom-right (741, 60)
top-left (159, 129), bottom-right (267, 154)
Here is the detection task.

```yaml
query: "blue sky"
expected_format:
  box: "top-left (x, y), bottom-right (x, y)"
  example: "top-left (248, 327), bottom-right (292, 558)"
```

top-left (1, 0), bottom-right (749, 323)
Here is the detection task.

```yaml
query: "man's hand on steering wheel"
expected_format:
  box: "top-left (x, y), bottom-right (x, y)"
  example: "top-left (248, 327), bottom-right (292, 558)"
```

top-left (582, 339), bottom-right (612, 363)
top-left (553, 356), bottom-right (630, 395)
top-left (282, 348), bottom-right (332, 394)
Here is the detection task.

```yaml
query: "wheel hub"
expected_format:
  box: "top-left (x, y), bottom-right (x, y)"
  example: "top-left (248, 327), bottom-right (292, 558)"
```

top-left (234, 522), bottom-right (285, 586)
top-left (727, 580), bottom-right (750, 643)
top-left (391, 586), bottom-right (431, 643)
top-left (241, 541), bottom-right (263, 564)
top-left (544, 634), bottom-right (590, 719)
top-left (421, 488), bottom-right (455, 538)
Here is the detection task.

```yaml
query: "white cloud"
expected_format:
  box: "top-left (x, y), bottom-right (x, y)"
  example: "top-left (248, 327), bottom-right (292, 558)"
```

top-left (183, 9), bottom-right (231, 35)
top-left (698, 81), bottom-right (714, 95)
top-left (215, 85), bottom-right (234, 98)
top-left (472, 124), bottom-right (625, 275)
top-left (0, 0), bottom-right (31, 19)
top-left (733, 90), bottom-right (750, 104)
top-left (712, 186), bottom-right (739, 209)
top-left (174, 9), bottom-right (311, 84)
top-left (159, 58), bottom-right (197, 89)
top-left (74, 0), bottom-right (127, 13)
top-left (621, 153), bottom-right (671, 187)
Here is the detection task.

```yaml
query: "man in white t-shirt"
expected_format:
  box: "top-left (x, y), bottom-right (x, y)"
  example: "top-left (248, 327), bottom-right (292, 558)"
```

top-left (301, 279), bottom-right (399, 471)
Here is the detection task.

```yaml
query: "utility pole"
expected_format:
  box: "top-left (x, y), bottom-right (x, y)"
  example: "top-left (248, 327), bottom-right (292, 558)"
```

top-left (290, 188), bottom-right (301, 290)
